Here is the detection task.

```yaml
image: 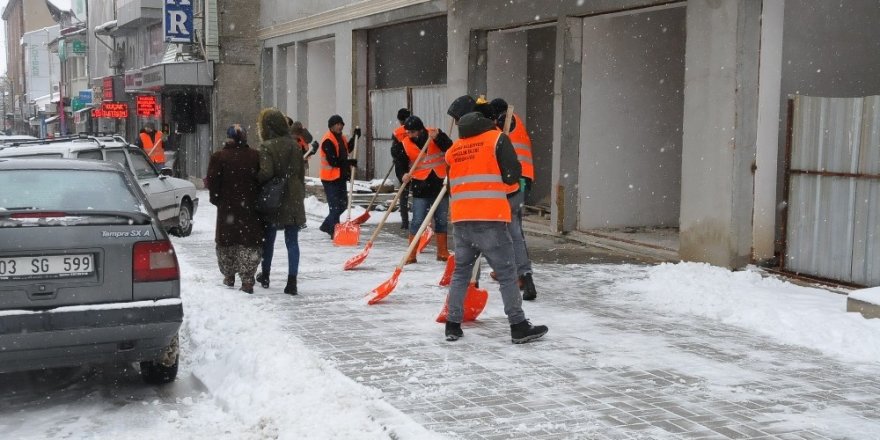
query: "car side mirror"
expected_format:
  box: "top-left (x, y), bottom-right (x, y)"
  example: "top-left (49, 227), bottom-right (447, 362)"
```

top-left (160, 168), bottom-right (173, 177)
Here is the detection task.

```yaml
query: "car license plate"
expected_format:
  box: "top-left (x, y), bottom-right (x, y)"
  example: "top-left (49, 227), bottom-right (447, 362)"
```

top-left (0, 254), bottom-right (94, 280)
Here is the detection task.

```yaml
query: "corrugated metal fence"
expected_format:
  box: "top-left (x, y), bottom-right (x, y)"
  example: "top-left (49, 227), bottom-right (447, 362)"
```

top-left (784, 95), bottom-right (880, 286)
top-left (368, 85), bottom-right (447, 181)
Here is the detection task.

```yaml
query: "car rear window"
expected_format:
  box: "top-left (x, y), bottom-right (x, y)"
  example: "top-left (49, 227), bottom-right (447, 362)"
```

top-left (0, 169), bottom-right (141, 212)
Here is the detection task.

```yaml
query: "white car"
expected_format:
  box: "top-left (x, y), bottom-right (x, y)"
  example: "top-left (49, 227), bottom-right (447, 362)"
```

top-left (0, 135), bottom-right (198, 236)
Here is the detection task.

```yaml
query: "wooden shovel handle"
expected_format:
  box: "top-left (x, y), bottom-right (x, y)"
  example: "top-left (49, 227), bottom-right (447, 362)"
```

top-left (344, 133), bottom-right (359, 221)
top-left (395, 177), bottom-right (448, 269)
top-left (364, 161), bottom-right (395, 212)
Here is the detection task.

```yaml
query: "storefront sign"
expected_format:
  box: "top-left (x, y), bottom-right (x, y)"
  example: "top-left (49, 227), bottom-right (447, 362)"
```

top-left (125, 71), bottom-right (143, 89)
top-left (136, 95), bottom-right (160, 117)
top-left (78, 90), bottom-right (92, 104)
top-left (71, 40), bottom-right (87, 54)
top-left (164, 0), bottom-right (194, 43)
top-left (103, 77), bottom-right (114, 101)
top-left (92, 102), bottom-right (129, 119)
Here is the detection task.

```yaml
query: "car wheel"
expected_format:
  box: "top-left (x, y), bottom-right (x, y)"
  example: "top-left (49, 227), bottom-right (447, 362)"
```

top-left (140, 335), bottom-right (179, 384)
top-left (171, 201), bottom-right (193, 237)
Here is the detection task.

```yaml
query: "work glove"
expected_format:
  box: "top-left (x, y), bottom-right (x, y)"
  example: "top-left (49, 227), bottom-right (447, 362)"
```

top-left (309, 141), bottom-right (319, 155)
top-left (353, 127), bottom-right (362, 138)
top-left (346, 158), bottom-right (358, 167)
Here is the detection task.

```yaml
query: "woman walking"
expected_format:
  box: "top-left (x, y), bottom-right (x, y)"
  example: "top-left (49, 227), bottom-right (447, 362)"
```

top-left (206, 124), bottom-right (264, 293)
top-left (255, 108), bottom-right (306, 295)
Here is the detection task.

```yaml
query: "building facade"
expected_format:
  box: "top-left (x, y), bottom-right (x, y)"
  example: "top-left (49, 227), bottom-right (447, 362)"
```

top-left (81, 0), bottom-right (260, 181)
top-left (2, 0), bottom-right (58, 134)
top-left (258, 0), bottom-right (880, 285)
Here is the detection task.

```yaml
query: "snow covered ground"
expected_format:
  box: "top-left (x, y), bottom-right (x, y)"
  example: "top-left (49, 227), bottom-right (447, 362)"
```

top-left (2, 190), bottom-right (879, 439)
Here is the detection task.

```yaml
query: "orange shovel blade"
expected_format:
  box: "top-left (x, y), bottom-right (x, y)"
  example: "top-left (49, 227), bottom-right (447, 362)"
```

top-left (435, 284), bottom-right (488, 322)
top-left (436, 295), bottom-right (450, 323)
top-left (417, 226), bottom-right (433, 254)
top-left (333, 222), bottom-right (360, 246)
top-left (344, 242), bottom-right (372, 270)
top-left (463, 284), bottom-right (489, 321)
top-left (438, 253), bottom-right (455, 286)
top-left (367, 267), bottom-right (402, 305)
top-left (352, 211), bottom-right (370, 225)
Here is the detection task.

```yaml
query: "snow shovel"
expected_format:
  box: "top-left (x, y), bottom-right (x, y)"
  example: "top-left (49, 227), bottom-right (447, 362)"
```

top-left (438, 252), bottom-right (455, 286)
top-left (343, 136), bottom-right (433, 270)
top-left (351, 161), bottom-right (395, 225)
top-left (436, 256), bottom-right (488, 323)
top-left (417, 223), bottom-right (433, 254)
top-left (333, 132), bottom-right (361, 246)
top-left (367, 178), bottom-right (449, 305)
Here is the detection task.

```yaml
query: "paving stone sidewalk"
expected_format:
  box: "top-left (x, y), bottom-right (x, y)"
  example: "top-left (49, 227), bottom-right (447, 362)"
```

top-left (275, 219), bottom-right (880, 440)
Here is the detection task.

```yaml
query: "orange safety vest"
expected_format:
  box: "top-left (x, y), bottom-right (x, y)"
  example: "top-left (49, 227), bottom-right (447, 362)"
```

top-left (445, 130), bottom-right (511, 223)
top-left (393, 125), bottom-right (408, 143)
top-left (402, 129), bottom-right (447, 180)
top-left (319, 131), bottom-right (348, 181)
top-left (140, 131), bottom-right (165, 164)
top-left (509, 114), bottom-right (533, 180)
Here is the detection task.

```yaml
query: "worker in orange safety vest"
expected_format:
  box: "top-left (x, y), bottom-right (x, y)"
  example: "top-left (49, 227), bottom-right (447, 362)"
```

top-left (399, 115), bottom-right (453, 264)
top-left (136, 122), bottom-right (165, 167)
top-left (442, 110), bottom-right (548, 344)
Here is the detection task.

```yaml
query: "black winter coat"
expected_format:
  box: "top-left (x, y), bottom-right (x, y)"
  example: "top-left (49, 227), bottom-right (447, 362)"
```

top-left (206, 140), bottom-right (265, 247)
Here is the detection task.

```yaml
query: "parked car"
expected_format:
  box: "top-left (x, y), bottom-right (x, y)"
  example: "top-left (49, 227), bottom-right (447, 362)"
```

top-left (0, 158), bottom-right (183, 383)
top-left (0, 135), bottom-right (198, 236)
top-left (0, 134), bottom-right (38, 144)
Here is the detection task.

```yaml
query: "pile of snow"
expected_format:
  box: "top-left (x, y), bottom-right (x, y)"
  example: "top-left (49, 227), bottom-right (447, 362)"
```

top-left (177, 243), bottom-right (438, 439)
top-left (850, 286), bottom-right (880, 306)
top-left (612, 262), bottom-right (880, 365)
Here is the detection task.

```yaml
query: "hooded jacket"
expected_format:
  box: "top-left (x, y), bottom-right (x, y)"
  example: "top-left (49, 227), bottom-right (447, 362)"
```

top-left (256, 109), bottom-right (306, 227)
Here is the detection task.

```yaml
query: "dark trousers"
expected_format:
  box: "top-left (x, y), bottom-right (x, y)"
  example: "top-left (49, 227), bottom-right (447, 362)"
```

top-left (320, 179), bottom-right (348, 234)
top-left (399, 185), bottom-right (410, 226)
top-left (261, 225), bottom-right (300, 276)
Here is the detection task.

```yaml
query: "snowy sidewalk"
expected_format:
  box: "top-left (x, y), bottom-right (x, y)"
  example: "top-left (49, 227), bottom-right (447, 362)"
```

top-left (176, 195), bottom-right (880, 440)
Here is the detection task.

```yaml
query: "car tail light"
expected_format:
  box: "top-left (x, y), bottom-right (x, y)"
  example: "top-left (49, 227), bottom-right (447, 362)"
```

top-left (133, 240), bottom-right (179, 282)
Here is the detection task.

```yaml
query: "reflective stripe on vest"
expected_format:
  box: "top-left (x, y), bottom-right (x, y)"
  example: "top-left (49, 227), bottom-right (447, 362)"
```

top-left (140, 131), bottom-right (165, 164)
top-left (509, 114), bottom-right (533, 180)
top-left (402, 130), bottom-right (447, 180)
top-left (445, 131), bottom-right (511, 223)
top-left (319, 131), bottom-right (347, 181)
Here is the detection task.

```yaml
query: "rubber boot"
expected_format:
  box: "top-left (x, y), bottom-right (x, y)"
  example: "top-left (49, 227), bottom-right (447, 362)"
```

top-left (284, 275), bottom-right (297, 295)
top-left (405, 233), bottom-right (418, 264)
top-left (435, 232), bottom-right (450, 261)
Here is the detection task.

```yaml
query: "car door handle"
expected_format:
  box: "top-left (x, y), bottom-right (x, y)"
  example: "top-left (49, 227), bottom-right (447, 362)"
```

top-left (142, 182), bottom-right (149, 186)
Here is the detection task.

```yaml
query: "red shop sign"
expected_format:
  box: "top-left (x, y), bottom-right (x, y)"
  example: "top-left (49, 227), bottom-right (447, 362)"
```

top-left (136, 95), bottom-right (159, 117)
top-left (92, 102), bottom-right (129, 119)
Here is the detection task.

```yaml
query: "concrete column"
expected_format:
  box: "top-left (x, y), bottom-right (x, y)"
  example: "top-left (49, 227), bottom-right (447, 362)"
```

top-left (294, 42), bottom-right (308, 123)
top-left (274, 45), bottom-right (287, 111)
top-left (753, 0), bottom-right (784, 264)
top-left (261, 47), bottom-right (274, 107)
top-left (446, 3), bottom-right (470, 105)
top-left (550, 17), bottom-right (582, 234)
top-left (680, 0), bottom-right (762, 269)
top-left (335, 31), bottom-right (353, 124)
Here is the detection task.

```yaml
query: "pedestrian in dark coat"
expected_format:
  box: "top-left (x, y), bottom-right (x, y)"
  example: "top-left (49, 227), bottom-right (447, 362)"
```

top-left (206, 124), bottom-right (264, 293)
top-left (255, 108), bottom-right (306, 295)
